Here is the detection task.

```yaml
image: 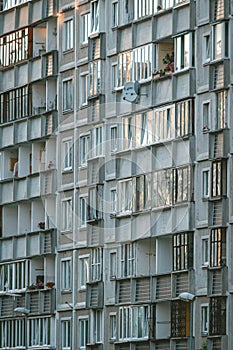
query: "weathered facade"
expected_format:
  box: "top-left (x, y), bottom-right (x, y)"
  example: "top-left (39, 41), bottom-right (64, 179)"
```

top-left (0, 0), bottom-right (232, 349)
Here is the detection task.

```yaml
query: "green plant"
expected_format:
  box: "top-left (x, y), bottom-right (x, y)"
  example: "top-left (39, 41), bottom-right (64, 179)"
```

top-left (200, 341), bottom-right (208, 350)
top-left (163, 52), bottom-right (174, 72)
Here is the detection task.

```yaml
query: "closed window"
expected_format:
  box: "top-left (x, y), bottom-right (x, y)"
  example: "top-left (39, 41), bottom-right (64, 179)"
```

top-left (63, 139), bottom-right (73, 171)
top-left (110, 189), bottom-right (117, 213)
top-left (119, 305), bottom-right (149, 340)
top-left (123, 116), bottom-right (134, 149)
top-left (63, 19), bottom-right (73, 51)
top-left (201, 304), bottom-right (209, 335)
top-left (215, 90), bottom-right (227, 129)
top-left (135, 112), bottom-right (153, 146)
top-left (134, 174), bottom-right (151, 211)
top-left (209, 297), bottom-right (226, 335)
top-left (112, 1), bottom-right (118, 27)
top-left (210, 228), bottom-right (226, 267)
top-left (29, 318), bottom-right (51, 347)
top-left (203, 102), bottom-right (210, 130)
top-left (213, 22), bottom-right (228, 60)
top-left (118, 179), bottom-right (133, 214)
top-left (203, 34), bottom-right (210, 62)
top-left (61, 319), bottom-right (71, 350)
top-left (63, 79), bottom-right (73, 111)
top-left (79, 317), bottom-right (89, 349)
top-left (155, 0), bottom-right (173, 12)
top-left (202, 169), bottom-right (210, 198)
top-left (109, 313), bottom-right (117, 339)
top-left (89, 60), bottom-right (101, 96)
top-left (120, 243), bottom-right (135, 277)
top-left (110, 126), bottom-right (118, 152)
top-left (80, 197), bottom-right (87, 227)
top-left (81, 13), bottom-right (90, 44)
top-left (0, 260), bottom-right (29, 291)
top-left (0, 319), bottom-right (25, 348)
top-left (173, 232), bottom-right (193, 271)
top-left (202, 238), bottom-right (209, 266)
top-left (152, 169), bottom-right (173, 208)
top-left (62, 198), bottom-right (72, 231)
top-left (61, 259), bottom-right (71, 290)
top-left (154, 105), bottom-right (175, 142)
top-left (92, 126), bottom-right (103, 157)
top-left (91, 248), bottom-right (101, 281)
top-left (110, 251), bottom-right (117, 278)
top-left (92, 310), bottom-right (102, 343)
top-left (80, 134), bottom-right (90, 166)
top-left (80, 73), bottom-right (88, 106)
top-left (88, 185), bottom-right (103, 221)
top-left (134, 0), bottom-right (152, 20)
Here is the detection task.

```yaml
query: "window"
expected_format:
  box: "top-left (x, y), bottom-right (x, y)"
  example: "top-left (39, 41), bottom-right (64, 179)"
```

top-left (110, 126), bottom-right (118, 152)
top-left (109, 313), bottom-right (116, 340)
top-left (202, 238), bottom-right (209, 266)
top-left (61, 259), bottom-right (71, 290)
top-left (91, 248), bottom-right (101, 281)
top-left (112, 63), bottom-right (118, 89)
top-left (3, 0), bottom-right (28, 10)
top-left (91, 1), bottom-right (99, 33)
top-left (92, 126), bottom-right (103, 157)
top-left (173, 232), bottom-right (193, 271)
top-left (0, 28), bottom-right (31, 67)
top-left (119, 306), bottom-right (149, 340)
top-left (0, 319), bottom-right (25, 348)
top-left (0, 260), bottom-right (29, 291)
top-left (63, 19), bottom-right (73, 51)
top-left (80, 73), bottom-right (88, 106)
top-left (112, 2), bottom-right (118, 27)
top-left (81, 13), bottom-right (90, 44)
top-left (213, 22), bottom-right (228, 60)
top-left (110, 189), bottom-right (117, 213)
top-left (210, 228), bottom-right (226, 267)
top-left (0, 85), bottom-right (30, 124)
top-left (202, 170), bottom-right (210, 198)
top-left (80, 134), bottom-right (90, 166)
top-left (211, 161), bottom-right (223, 198)
top-left (155, 0), bottom-right (173, 12)
top-left (123, 116), bottom-right (134, 149)
top-left (154, 105), bottom-right (175, 142)
top-left (109, 251), bottom-right (117, 278)
top-left (89, 60), bottom-right (101, 96)
top-left (80, 197), bottom-right (87, 227)
top-left (216, 90), bottom-right (227, 129)
top-left (79, 256), bottom-right (89, 289)
top-left (88, 186), bottom-right (103, 221)
top-left (118, 44), bottom-right (153, 86)
top-left (79, 317), bottom-right (89, 349)
top-left (118, 179), bottom-right (133, 214)
top-left (63, 79), bottom-right (73, 112)
top-left (201, 304), bottom-right (209, 335)
top-left (171, 300), bottom-right (190, 337)
top-left (135, 112), bottom-right (153, 146)
top-left (61, 319), bottom-right (71, 350)
top-left (203, 34), bottom-right (210, 62)
top-left (28, 318), bottom-right (51, 346)
top-left (152, 169), bottom-right (173, 208)
top-left (63, 139), bottom-right (73, 171)
top-left (134, 174), bottom-right (151, 211)
top-left (175, 33), bottom-right (192, 71)
top-left (92, 310), bottom-right (102, 343)
top-left (120, 243), bottom-right (135, 277)
top-left (203, 102), bottom-right (210, 131)
top-left (175, 99), bottom-right (192, 137)
top-left (134, 0), bottom-right (152, 19)
top-left (209, 297), bottom-right (226, 335)
top-left (62, 199), bottom-right (72, 231)
top-left (174, 166), bottom-right (191, 203)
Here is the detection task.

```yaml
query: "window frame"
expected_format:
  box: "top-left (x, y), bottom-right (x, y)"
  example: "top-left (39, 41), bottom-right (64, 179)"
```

top-left (80, 196), bottom-right (88, 228)
top-left (91, 247), bottom-right (102, 282)
top-left (80, 12), bottom-right (90, 45)
top-left (79, 316), bottom-right (89, 349)
top-left (63, 18), bottom-right (74, 52)
top-left (61, 259), bottom-right (72, 291)
top-left (90, 0), bottom-right (100, 34)
top-left (175, 32), bottom-right (193, 71)
top-left (79, 255), bottom-right (90, 290)
top-left (202, 169), bottom-right (210, 199)
top-left (201, 304), bottom-right (209, 335)
top-left (62, 138), bottom-right (73, 171)
top-left (61, 198), bottom-right (73, 232)
top-left (80, 133), bottom-right (90, 166)
top-left (61, 318), bottom-right (71, 350)
top-left (120, 243), bottom-right (135, 278)
top-left (173, 232), bottom-right (193, 271)
top-left (62, 78), bottom-right (73, 112)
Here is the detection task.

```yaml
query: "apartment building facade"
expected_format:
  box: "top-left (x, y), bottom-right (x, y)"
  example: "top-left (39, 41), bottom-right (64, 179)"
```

top-left (0, 0), bottom-right (232, 349)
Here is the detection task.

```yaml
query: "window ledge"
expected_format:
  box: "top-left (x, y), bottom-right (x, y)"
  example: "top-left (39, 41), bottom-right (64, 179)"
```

top-left (62, 168), bottom-right (73, 174)
top-left (132, 15), bottom-right (153, 24)
top-left (61, 289), bottom-right (72, 294)
top-left (62, 48), bottom-right (74, 55)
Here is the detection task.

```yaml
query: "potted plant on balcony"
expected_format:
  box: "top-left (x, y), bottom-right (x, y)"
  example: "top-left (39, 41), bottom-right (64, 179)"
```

top-left (163, 52), bottom-right (174, 73)
top-left (36, 280), bottom-right (44, 289)
top-left (27, 283), bottom-right (36, 291)
top-left (46, 281), bottom-right (55, 289)
top-left (38, 221), bottom-right (45, 230)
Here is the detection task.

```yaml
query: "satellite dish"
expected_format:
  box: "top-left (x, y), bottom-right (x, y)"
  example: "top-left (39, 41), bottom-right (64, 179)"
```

top-left (122, 81), bottom-right (140, 103)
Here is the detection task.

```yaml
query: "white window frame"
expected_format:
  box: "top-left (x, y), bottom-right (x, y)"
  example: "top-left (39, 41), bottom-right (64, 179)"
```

top-left (175, 32), bottom-right (192, 71)
top-left (203, 101), bottom-right (210, 131)
top-left (63, 18), bottom-right (74, 52)
top-left (61, 318), bottom-right (71, 350)
top-left (79, 255), bottom-right (90, 290)
top-left (91, 247), bottom-right (101, 281)
top-left (79, 316), bottom-right (89, 349)
top-left (62, 198), bottom-right (72, 232)
top-left (109, 250), bottom-right (117, 279)
top-left (120, 243), bottom-right (135, 277)
top-left (80, 73), bottom-right (89, 106)
top-left (90, 0), bottom-right (100, 34)
top-left (110, 125), bottom-right (118, 152)
top-left (0, 259), bottom-right (29, 291)
top-left (92, 310), bottom-right (102, 343)
top-left (134, 0), bottom-right (152, 20)
top-left (119, 305), bottom-right (149, 340)
top-left (212, 22), bottom-right (227, 61)
top-left (81, 13), bottom-right (90, 44)
top-left (80, 196), bottom-right (88, 228)
top-left (202, 169), bottom-right (210, 199)
top-left (118, 179), bottom-right (133, 214)
top-left (28, 317), bottom-right (51, 347)
top-left (109, 313), bottom-right (117, 340)
top-left (203, 33), bottom-right (211, 63)
top-left (61, 259), bottom-right (71, 291)
top-left (201, 304), bottom-right (209, 335)
top-left (111, 63), bottom-right (118, 90)
top-left (62, 79), bottom-right (73, 112)
top-left (155, 0), bottom-right (174, 12)
top-left (80, 134), bottom-right (90, 166)
top-left (202, 237), bottom-right (209, 267)
top-left (92, 125), bottom-right (103, 157)
top-left (89, 60), bottom-right (101, 96)
top-left (112, 1), bottom-right (118, 27)
top-left (62, 138), bottom-right (73, 171)
top-left (0, 318), bottom-right (25, 348)
top-left (110, 188), bottom-right (117, 213)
